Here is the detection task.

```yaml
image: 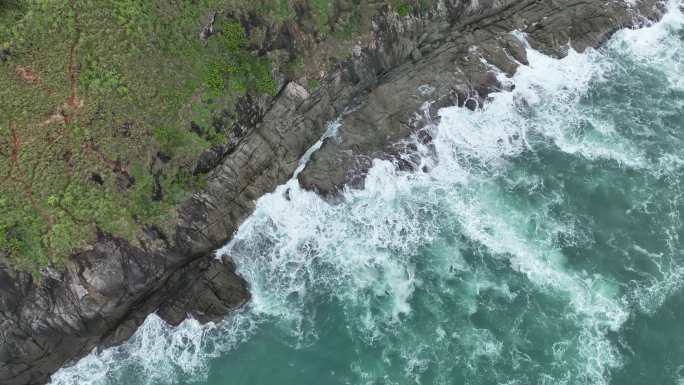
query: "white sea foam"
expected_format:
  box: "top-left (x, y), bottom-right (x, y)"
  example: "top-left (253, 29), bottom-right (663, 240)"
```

top-left (612, 0), bottom-right (684, 89)
top-left (50, 312), bottom-right (258, 385)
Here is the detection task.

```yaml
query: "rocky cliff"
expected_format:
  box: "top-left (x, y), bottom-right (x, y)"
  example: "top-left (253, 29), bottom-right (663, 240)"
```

top-left (0, 1), bottom-right (665, 384)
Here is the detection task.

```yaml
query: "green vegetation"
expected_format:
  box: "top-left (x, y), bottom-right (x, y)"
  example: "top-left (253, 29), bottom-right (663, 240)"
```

top-left (391, 1), bottom-right (438, 17)
top-left (397, 3), bottom-right (413, 17)
top-left (222, 21), bottom-right (247, 52)
top-left (202, 21), bottom-right (279, 97)
top-left (0, 0), bottom-right (438, 275)
top-left (312, 0), bottom-right (332, 34)
top-left (205, 63), bottom-right (227, 94)
top-left (308, 78), bottom-right (321, 89)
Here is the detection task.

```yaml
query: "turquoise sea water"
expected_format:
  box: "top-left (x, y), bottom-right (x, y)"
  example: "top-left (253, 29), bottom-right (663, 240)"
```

top-left (51, 2), bottom-right (684, 385)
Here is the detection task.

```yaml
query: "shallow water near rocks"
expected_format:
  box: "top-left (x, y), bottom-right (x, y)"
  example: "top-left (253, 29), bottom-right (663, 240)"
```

top-left (51, 2), bottom-right (684, 385)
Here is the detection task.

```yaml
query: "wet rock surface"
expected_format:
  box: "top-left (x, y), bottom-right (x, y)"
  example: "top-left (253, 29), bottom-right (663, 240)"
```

top-left (0, 1), bottom-right (665, 384)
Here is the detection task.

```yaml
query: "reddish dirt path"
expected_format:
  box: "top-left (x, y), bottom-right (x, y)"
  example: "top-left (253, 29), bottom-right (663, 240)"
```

top-left (14, 66), bottom-right (53, 95)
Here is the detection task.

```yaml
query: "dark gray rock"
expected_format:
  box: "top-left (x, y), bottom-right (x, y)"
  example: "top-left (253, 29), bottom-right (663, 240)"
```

top-left (0, 48), bottom-right (11, 63)
top-left (194, 144), bottom-right (230, 175)
top-left (157, 255), bottom-right (248, 326)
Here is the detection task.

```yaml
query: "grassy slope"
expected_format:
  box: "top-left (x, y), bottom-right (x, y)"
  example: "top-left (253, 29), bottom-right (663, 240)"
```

top-left (0, 0), bottom-right (421, 274)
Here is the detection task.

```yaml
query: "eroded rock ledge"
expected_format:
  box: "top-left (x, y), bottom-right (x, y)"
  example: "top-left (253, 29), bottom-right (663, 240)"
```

top-left (0, 1), bottom-right (665, 384)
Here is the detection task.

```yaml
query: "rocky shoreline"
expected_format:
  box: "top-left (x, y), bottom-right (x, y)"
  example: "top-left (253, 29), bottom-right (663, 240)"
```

top-left (0, 1), bottom-right (666, 384)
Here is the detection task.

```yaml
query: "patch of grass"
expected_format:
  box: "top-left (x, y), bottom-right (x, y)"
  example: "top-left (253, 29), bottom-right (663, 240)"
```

top-left (250, 56), bottom-right (278, 95)
top-left (205, 21), bottom-right (278, 96)
top-left (81, 64), bottom-right (128, 96)
top-left (312, 0), bottom-right (331, 35)
top-left (225, 54), bottom-right (278, 96)
top-left (285, 55), bottom-right (305, 77)
top-left (332, 3), bottom-right (362, 40)
top-left (205, 62), bottom-right (227, 94)
top-left (273, 0), bottom-right (293, 22)
top-left (222, 20), bottom-right (247, 52)
top-left (397, 3), bottom-right (413, 17)
top-left (308, 78), bottom-right (321, 89)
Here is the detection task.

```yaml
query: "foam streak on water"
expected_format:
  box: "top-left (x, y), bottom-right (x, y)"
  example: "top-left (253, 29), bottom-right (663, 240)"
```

top-left (50, 2), bottom-right (684, 384)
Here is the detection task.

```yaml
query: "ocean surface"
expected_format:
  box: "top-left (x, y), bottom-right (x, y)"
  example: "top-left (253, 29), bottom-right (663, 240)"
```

top-left (51, 2), bottom-right (684, 385)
